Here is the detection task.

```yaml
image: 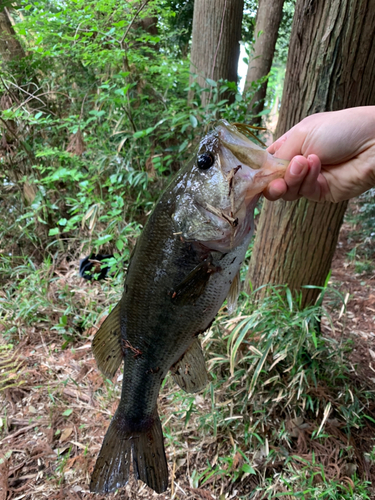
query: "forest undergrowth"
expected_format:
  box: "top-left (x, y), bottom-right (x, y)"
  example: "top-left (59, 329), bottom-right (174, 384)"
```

top-left (1, 198), bottom-right (375, 499)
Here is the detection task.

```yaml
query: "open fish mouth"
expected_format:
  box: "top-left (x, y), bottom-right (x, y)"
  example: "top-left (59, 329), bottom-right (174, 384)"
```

top-left (214, 120), bottom-right (289, 215)
top-left (217, 120), bottom-right (289, 186)
top-left (190, 120), bottom-right (290, 252)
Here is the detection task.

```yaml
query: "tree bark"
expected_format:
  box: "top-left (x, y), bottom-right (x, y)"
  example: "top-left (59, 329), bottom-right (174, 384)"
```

top-left (189, 0), bottom-right (244, 106)
top-left (0, 8), bottom-right (25, 156)
top-left (243, 0), bottom-right (284, 126)
top-left (0, 8), bottom-right (25, 62)
top-left (246, 0), bottom-right (375, 308)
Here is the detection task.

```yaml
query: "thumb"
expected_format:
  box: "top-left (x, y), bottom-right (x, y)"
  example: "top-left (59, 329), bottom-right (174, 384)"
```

top-left (267, 126), bottom-right (307, 160)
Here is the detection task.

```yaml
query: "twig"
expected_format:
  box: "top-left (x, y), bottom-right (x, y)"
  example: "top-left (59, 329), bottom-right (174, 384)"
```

top-left (73, 21), bottom-right (84, 46)
top-left (0, 424), bottom-right (37, 446)
top-left (120, 0), bottom-right (151, 46)
top-left (13, 90), bottom-right (70, 113)
top-left (62, 387), bottom-right (90, 403)
top-left (80, 92), bottom-right (89, 121)
top-left (0, 75), bottom-right (20, 106)
top-left (0, 116), bottom-right (34, 163)
top-left (5, 80), bottom-right (46, 108)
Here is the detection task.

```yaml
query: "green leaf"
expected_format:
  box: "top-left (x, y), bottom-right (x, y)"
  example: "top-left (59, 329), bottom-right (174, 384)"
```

top-left (116, 239), bottom-right (124, 251)
top-left (178, 139), bottom-right (188, 153)
top-left (364, 414), bottom-right (375, 424)
top-left (113, 20), bottom-right (126, 28)
top-left (62, 409), bottom-right (73, 417)
top-left (189, 115), bottom-right (198, 128)
top-left (89, 110), bottom-right (105, 117)
top-left (133, 130), bottom-right (146, 139)
top-left (241, 463), bottom-right (256, 474)
top-left (285, 288), bottom-right (293, 312)
top-left (206, 78), bottom-right (217, 87)
top-left (249, 337), bottom-right (273, 397)
top-left (49, 228), bottom-right (59, 236)
top-left (94, 234), bottom-right (113, 245)
top-left (310, 322), bottom-right (318, 349)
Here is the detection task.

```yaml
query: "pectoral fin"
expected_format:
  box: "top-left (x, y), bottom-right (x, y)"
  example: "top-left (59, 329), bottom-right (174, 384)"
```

top-left (170, 338), bottom-right (208, 393)
top-left (171, 256), bottom-right (216, 306)
top-left (226, 271), bottom-right (240, 315)
top-left (92, 303), bottom-right (122, 379)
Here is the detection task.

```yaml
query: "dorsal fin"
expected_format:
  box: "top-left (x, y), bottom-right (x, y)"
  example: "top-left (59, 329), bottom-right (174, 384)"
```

top-left (92, 303), bottom-right (122, 379)
top-left (170, 338), bottom-right (208, 393)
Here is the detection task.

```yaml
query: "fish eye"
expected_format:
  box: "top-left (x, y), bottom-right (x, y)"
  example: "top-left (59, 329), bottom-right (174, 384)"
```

top-left (197, 153), bottom-right (214, 170)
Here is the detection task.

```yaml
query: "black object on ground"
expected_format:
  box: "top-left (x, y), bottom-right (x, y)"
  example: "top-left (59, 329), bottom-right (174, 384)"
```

top-left (79, 254), bottom-right (113, 281)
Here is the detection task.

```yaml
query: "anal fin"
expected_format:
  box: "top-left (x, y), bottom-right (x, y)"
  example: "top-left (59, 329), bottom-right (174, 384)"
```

top-left (170, 338), bottom-right (208, 393)
top-left (92, 302), bottom-right (122, 379)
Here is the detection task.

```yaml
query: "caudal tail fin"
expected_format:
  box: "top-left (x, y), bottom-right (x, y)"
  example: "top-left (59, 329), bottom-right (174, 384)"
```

top-left (90, 408), bottom-right (168, 494)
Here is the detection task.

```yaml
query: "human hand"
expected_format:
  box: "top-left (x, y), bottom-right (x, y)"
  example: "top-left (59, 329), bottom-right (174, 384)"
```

top-left (264, 106), bottom-right (375, 203)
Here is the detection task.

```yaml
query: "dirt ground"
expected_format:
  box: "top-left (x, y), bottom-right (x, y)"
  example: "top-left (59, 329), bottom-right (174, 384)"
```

top-left (1, 202), bottom-right (375, 500)
top-left (325, 220), bottom-right (375, 382)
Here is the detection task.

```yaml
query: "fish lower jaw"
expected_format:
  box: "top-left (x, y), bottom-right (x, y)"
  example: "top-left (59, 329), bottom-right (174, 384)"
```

top-left (199, 221), bottom-right (253, 252)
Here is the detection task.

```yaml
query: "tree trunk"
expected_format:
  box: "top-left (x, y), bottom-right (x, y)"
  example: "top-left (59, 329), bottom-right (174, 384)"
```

top-left (243, 0), bottom-right (284, 126)
top-left (0, 8), bottom-right (25, 61)
top-left (189, 0), bottom-right (244, 106)
top-left (246, 0), bottom-right (375, 308)
top-left (0, 7), bottom-right (25, 155)
top-left (0, 7), bottom-right (48, 111)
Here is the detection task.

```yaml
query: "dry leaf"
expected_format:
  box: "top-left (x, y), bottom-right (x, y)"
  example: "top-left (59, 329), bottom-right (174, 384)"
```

top-left (23, 183), bottom-right (37, 205)
top-left (232, 451), bottom-right (243, 470)
top-left (66, 129), bottom-right (86, 156)
top-left (188, 488), bottom-right (214, 500)
top-left (145, 155), bottom-right (156, 179)
top-left (286, 416), bottom-right (305, 438)
top-left (60, 427), bottom-right (74, 442)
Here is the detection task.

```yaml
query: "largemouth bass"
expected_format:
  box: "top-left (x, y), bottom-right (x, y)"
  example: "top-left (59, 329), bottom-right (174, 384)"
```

top-left (90, 121), bottom-right (288, 494)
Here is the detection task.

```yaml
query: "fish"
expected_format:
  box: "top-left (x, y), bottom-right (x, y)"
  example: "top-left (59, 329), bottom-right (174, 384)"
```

top-left (89, 120), bottom-right (289, 494)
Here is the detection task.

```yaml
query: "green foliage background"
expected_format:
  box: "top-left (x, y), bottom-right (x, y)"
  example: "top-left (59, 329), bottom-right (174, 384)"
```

top-left (1, 0), bottom-right (266, 276)
top-left (0, 0), bottom-right (297, 279)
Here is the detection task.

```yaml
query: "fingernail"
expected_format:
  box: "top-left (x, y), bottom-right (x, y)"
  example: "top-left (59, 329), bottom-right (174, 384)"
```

top-left (290, 159), bottom-right (304, 176)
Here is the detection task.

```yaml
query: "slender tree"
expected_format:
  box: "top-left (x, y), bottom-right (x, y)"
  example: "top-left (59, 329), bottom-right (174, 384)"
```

top-left (246, 0), bottom-right (375, 307)
top-left (0, 7), bottom-right (25, 158)
top-left (0, 7), bottom-right (48, 111)
top-left (189, 0), bottom-right (244, 105)
top-left (243, 0), bottom-right (284, 125)
top-left (0, 7), bottom-right (25, 61)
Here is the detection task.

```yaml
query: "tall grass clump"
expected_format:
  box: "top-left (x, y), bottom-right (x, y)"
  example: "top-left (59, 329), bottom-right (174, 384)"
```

top-left (162, 285), bottom-right (374, 497)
